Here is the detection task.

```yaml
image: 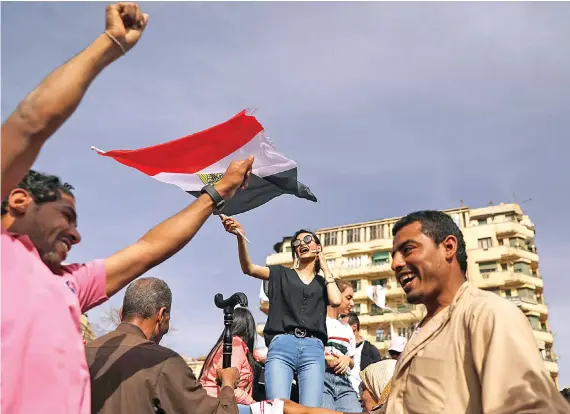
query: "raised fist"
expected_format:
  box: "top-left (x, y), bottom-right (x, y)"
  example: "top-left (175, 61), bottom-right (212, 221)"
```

top-left (105, 2), bottom-right (149, 53)
top-left (214, 156), bottom-right (254, 200)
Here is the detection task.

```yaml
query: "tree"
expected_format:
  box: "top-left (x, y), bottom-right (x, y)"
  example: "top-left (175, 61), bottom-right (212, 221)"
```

top-left (561, 387), bottom-right (570, 404)
top-left (90, 305), bottom-right (177, 341)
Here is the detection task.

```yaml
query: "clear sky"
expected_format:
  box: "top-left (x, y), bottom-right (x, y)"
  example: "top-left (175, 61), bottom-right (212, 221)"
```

top-left (2, 2), bottom-right (569, 386)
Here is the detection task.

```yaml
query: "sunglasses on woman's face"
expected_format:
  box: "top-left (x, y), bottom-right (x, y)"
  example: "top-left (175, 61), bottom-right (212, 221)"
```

top-left (292, 234), bottom-right (314, 248)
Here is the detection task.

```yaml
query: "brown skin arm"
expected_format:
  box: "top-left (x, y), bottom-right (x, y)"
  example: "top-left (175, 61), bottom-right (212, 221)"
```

top-left (104, 158), bottom-right (253, 297)
top-left (1, 3), bottom-right (148, 199)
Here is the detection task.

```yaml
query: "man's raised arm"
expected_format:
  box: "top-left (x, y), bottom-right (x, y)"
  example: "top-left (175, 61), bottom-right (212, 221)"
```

top-left (104, 157), bottom-right (254, 297)
top-left (1, 3), bottom-right (148, 199)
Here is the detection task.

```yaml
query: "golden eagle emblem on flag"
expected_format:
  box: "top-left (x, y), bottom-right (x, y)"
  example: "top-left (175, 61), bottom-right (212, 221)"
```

top-left (197, 173), bottom-right (224, 185)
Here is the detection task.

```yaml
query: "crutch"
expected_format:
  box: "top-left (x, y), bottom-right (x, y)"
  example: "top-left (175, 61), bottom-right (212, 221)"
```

top-left (214, 292), bottom-right (249, 368)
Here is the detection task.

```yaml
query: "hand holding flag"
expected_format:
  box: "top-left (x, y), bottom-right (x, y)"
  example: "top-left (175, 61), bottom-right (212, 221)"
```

top-left (214, 156), bottom-right (254, 200)
top-left (220, 215), bottom-right (250, 243)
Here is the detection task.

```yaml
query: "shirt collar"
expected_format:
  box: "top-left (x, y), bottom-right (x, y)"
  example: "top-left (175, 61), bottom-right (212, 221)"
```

top-left (116, 322), bottom-right (150, 340)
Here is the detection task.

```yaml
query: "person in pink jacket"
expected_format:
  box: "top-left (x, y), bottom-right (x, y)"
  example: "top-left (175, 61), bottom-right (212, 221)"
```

top-left (200, 307), bottom-right (257, 405)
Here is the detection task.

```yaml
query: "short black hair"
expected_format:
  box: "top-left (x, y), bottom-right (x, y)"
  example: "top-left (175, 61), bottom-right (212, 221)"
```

top-left (1, 170), bottom-right (74, 215)
top-left (344, 312), bottom-right (360, 330)
top-left (392, 210), bottom-right (468, 274)
top-left (122, 278), bottom-right (172, 320)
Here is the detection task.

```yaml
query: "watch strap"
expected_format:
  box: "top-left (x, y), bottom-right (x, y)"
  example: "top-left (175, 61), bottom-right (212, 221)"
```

top-left (201, 184), bottom-right (225, 213)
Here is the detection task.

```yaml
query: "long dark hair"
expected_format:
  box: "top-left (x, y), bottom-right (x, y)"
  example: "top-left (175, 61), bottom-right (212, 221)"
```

top-left (199, 307), bottom-right (256, 379)
top-left (290, 229), bottom-right (322, 275)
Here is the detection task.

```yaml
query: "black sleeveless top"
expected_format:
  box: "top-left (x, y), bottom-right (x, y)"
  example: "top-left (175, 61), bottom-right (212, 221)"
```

top-left (263, 265), bottom-right (329, 347)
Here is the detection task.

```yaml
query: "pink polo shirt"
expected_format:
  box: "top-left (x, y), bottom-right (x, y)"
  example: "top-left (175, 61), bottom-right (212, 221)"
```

top-left (1, 227), bottom-right (108, 414)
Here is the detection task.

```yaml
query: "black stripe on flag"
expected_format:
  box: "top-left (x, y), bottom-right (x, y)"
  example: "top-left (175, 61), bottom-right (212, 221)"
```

top-left (188, 168), bottom-right (317, 216)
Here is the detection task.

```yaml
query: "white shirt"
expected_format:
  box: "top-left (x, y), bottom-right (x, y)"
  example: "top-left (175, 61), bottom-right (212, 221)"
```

top-left (349, 341), bottom-right (364, 392)
top-left (324, 317), bottom-right (356, 376)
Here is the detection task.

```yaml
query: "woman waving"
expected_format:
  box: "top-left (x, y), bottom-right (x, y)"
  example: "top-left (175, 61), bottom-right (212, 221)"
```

top-left (221, 216), bottom-right (342, 407)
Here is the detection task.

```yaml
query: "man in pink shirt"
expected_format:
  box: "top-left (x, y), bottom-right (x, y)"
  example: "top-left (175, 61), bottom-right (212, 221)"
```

top-left (1, 3), bottom-right (253, 414)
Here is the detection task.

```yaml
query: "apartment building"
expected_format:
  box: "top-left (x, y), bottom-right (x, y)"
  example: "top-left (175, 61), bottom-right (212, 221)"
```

top-left (260, 203), bottom-right (559, 388)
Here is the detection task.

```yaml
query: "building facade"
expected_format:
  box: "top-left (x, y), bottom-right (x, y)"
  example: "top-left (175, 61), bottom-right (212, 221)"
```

top-left (260, 203), bottom-right (559, 387)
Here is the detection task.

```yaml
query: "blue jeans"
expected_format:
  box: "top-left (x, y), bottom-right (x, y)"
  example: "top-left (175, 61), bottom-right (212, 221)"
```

top-left (238, 404), bottom-right (251, 414)
top-left (265, 334), bottom-right (325, 407)
top-left (322, 371), bottom-right (361, 413)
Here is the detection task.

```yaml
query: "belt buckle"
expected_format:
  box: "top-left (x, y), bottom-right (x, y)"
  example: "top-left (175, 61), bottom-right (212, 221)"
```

top-left (294, 328), bottom-right (307, 338)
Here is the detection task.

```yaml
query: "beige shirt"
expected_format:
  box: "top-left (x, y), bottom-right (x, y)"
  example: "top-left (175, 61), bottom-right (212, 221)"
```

top-left (382, 282), bottom-right (569, 414)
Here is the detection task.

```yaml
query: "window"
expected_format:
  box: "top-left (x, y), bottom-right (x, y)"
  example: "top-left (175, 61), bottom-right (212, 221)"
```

top-left (452, 213), bottom-right (461, 228)
top-left (478, 218), bottom-right (488, 225)
top-left (324, 232), bottom-right (337, 246)
top-left (349, 280), bottom-right (361, 292)
top-left (501, 263), bottom-right (508, 271)
top-left (505, 289), bottom-right (511, 297)
top-left (397, 327), bottom-right (412, 339)
top-left (284, 245), bottom-right (292, 253)
top-left (372, 279), bottom-right (387, 287)
top-left (544, 346), bottom-right (553, 360)
top-left (353, 304), bottom-right (361, 315)
top-left (376, 329), bottom-right (385, 342)
top-left (541, 322), bottom-right (548, 332)
top-left (372, 251), bottom-right (390, 265)
top-left (478, 261), bottom-right (497, 274)
top-left (527, 315), bottom-right (540, 330)
top-left (326, 259), bottom-right (336, 269)
top-left (347, 229), bottom-right (360, 243)
top-left (505, 213), bottom-right (515, 222)
top-left (478, 237), bottom-right (492, 250)
top-left (514, 262), bottom-right (531, 275)
top-left (371, 304), bottom-right (383, 314)
top-left (510, 237), bottom-right (525, 248)
top-left (370, 225), bottom-right (382, 240)
top-left (518, 288), bottom-right (537, 303)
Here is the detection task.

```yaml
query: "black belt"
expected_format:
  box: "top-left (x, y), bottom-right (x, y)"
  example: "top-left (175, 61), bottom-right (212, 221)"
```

top-left (287, 328), bottom-right (314, 338)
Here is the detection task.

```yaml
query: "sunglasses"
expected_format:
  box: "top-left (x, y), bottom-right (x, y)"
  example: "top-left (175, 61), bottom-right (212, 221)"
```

top-left (292, 234), bottom-right (314, 248)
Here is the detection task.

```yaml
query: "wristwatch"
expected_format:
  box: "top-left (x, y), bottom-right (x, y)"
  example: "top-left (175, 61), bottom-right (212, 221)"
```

top-left (201, 184), bottom-right (225, 213)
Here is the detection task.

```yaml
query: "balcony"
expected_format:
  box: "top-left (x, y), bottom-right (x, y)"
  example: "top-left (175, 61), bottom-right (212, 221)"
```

top-left (357, 306), bottom-right (425, 326)
top-left (495, 222), bottom-right (534, 238)
top-left (532, 329), bottom-right (554, 344)
top-left (352, 281), bottom-right (405, 302)
top-left (543, 359), bottom-right (559, 374)
top-left (478, 270), bottom-right (543, 289)
top-left (505, 296), bottom-right (548, 315)
top-left (474, 246), bottom-right (538, 264)
top-left (335, 262), bottom-right (392, 277)
top-left (266, 251), bottom-right (293, 266)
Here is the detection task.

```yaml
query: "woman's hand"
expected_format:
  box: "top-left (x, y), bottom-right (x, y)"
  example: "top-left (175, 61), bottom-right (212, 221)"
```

top-left (220, 215), bottom-right (245, 238)
top-left (317, 251), bottom-right (330, 273)
top-left (333, 355), bottom-right (352, 375)
top-left (325, 354), bottom-right (338, 369)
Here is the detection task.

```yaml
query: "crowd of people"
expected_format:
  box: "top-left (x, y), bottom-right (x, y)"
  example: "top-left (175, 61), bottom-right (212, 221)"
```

top-left (2, 3), bottom-right (569, 414)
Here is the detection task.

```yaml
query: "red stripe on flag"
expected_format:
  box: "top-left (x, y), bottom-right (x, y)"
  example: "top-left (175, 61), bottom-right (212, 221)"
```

top-left (328, 336), bottom-right (351, 343)
top-left (99, 110), bottom-right (263, 176)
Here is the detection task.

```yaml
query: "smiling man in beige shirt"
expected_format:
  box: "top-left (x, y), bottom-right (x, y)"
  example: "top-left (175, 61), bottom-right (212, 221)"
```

top-left (383, 210), bottom-right (568, 414)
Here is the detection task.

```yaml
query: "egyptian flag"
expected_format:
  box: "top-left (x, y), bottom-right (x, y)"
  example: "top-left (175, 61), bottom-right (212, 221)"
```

top-left (93, 110), bottom-right (317, 215)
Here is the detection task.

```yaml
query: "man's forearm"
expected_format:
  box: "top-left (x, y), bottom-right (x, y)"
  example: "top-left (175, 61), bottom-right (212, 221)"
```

top-left (105, 193), bottom-right (216, 296)
top-left (1, 34), bottom-right (121, 197)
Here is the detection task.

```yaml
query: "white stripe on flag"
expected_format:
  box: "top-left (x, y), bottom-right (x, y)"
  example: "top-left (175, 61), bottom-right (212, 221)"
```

top-left (152, 131), bottom-right (297, 191)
